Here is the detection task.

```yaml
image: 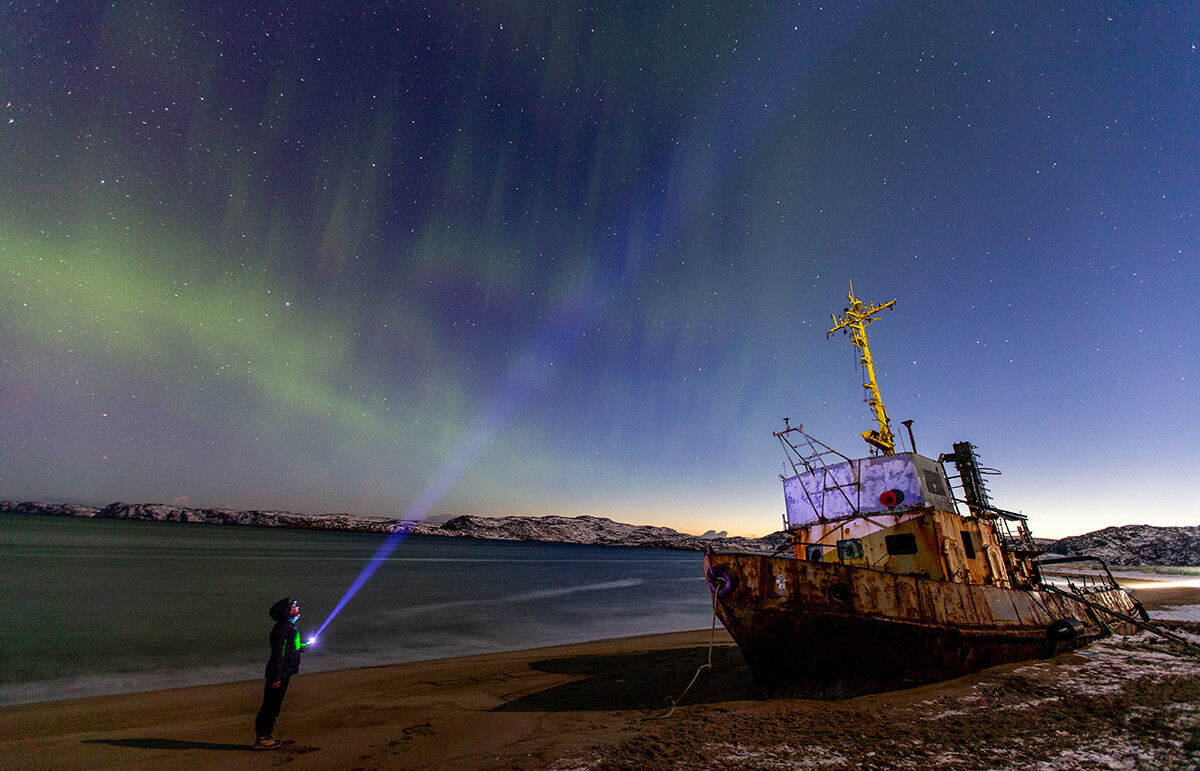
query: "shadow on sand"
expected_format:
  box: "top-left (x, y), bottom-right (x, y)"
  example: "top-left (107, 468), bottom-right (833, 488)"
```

top-left (81, 738), bottom-right (251, 751)
top-left (494, 644), bottom-right (761, 712)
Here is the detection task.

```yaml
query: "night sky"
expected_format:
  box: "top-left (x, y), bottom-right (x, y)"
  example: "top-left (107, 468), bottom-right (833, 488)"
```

top-left (2, 2), bottom-right (1197, 539)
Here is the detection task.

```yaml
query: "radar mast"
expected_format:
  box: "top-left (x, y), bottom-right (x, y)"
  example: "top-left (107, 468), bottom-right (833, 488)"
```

top-left (828, 283), bottom-right (897, 454)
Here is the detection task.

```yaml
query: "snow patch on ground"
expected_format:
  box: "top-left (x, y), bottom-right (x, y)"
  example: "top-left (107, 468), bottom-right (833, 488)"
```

top-left (1028, 742), bottom-right (1170, 771)
top-left (705, 742), bottom-right (847, 768)
top-left (593, 625), bottom-right (1200, 770)
top-left (1151, 606), bottom-right (1200, 622)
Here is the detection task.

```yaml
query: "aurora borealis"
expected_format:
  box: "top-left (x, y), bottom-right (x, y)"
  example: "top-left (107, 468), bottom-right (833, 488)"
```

top-left (2, 2), bottom-right (1196, 538)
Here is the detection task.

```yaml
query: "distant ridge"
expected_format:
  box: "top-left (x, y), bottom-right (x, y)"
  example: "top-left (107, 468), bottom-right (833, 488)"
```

top-left (2, 500), bottom-right (1194, 565)
top-left (1044, 524), bottom-right (1200, 567)
top-left (0, 500), bottom-right (789, 554)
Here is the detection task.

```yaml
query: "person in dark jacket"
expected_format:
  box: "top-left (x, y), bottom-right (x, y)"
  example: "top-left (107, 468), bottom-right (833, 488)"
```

top-left (253, 597), bottom-right (309, 749)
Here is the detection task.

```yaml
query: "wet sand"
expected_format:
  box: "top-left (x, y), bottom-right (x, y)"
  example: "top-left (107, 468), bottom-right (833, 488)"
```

top-left (2, 584), bottom-right (1198, 770)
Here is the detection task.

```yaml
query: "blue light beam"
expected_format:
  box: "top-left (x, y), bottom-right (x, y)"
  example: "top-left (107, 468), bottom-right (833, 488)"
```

top-left (312, 3), bottom-right (872, 639)
top-left (313, 314), bottom-right (587, 639)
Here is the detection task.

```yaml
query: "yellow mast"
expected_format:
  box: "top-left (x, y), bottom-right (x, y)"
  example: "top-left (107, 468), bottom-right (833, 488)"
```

top-left (828, 283), bottom-right (897, 454)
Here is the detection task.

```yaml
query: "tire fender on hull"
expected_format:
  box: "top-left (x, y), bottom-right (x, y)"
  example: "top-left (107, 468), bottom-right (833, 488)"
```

top-left (1048, 617), bottom-right (1087, 642)
top-left (707, 565), bottom-right (738, 599)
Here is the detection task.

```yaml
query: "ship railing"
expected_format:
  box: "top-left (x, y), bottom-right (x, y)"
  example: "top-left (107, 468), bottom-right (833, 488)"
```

top-left (938, 450), bottom-right (1028, 527)
top-left (992, 514), bottom-right (1042, 557)
top-left (934, 461), bottom-right (1041, 559)
top-left (775, 422), bottom-right (859, 521)
top-left (1036, 555), bottom-right (1123, 595)
top-left (774, 421), bottom-right (853, 478)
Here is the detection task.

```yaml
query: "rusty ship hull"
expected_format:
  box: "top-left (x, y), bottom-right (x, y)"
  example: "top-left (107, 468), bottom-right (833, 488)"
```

top-left (705, 550), bottom-right (1141, 699)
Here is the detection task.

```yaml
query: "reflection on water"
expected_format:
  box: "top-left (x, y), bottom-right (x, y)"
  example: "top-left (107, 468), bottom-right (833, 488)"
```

top-left (0, 515), bottom-right (713, 705)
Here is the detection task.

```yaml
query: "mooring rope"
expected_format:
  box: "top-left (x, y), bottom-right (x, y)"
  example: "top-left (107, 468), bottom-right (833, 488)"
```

top-left (652, 603), bottom-right (720, 719)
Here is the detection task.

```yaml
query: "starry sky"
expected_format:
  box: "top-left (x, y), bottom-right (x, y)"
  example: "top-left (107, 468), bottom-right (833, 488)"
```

top-left (2, 1), bottom-right (1197, 539)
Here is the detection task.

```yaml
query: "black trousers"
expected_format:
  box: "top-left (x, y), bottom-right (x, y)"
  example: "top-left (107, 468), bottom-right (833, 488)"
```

top-left (255, 677), bottom-right (291, 737)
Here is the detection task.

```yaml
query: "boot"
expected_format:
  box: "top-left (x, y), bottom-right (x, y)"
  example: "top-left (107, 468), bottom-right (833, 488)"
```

top-left (253, 734), bottom-right (282, 750)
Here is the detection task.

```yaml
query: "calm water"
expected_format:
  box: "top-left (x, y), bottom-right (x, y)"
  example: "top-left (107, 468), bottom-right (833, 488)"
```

top-left (0, 514), bottom-right (715, 706)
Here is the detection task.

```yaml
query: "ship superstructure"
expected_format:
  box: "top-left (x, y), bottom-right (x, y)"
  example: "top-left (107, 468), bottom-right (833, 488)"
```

top-left (703, 286), bottom-right (1145, 698)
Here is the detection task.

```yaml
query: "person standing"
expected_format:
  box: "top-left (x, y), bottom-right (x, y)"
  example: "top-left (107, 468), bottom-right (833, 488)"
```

top-left (253, 597), bottom-right (309, 749)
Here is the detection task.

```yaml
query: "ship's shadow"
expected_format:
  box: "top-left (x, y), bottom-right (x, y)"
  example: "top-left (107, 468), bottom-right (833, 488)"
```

top-left (494, 644), bottom-right (761, 712)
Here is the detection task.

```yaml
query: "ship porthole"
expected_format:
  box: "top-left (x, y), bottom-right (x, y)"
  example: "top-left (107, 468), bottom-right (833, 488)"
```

top-left (706, 566), bottom-right (738, 598)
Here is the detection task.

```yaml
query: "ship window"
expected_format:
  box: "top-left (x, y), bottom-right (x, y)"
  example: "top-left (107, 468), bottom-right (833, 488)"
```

top-left (885, 533), bottom-right (919, 555)
top-left (960, 531), bottom-right (977, 559)
top-left (837, 539), bottom-right (864, 560)
top-left (923, 470), bottom-right (947, 496)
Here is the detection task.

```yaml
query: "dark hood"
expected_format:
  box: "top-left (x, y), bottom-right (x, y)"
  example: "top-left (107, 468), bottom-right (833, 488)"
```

top-left (269, 597), bottom-right (294, 622)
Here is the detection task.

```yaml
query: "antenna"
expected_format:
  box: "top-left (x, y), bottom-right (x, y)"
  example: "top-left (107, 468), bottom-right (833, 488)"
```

top-left (828, 282), bottom-right (897, 454)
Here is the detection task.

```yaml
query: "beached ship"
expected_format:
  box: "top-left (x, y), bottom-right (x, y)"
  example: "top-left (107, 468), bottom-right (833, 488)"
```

top-left (704, 286), bottom-right (1146, 699)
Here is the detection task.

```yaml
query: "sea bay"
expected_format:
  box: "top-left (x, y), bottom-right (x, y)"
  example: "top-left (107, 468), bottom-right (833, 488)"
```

top-left (0, 514), bottom-right (715, 706)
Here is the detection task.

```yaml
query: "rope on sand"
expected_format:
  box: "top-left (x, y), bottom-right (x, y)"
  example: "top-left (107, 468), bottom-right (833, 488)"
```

top-left (651, 608), bottom-right (719, 719)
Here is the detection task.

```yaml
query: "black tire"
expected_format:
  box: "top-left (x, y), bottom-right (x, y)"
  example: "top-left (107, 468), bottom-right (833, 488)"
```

top-left (1048, 617), bottom-right (1086, 642)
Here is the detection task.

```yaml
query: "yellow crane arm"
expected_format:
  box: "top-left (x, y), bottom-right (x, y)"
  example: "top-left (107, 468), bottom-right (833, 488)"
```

top-left (828, 284), bottom-right (896, 454)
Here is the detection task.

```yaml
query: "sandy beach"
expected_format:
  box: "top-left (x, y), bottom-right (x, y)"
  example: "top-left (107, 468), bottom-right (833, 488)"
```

top-left (3, 581), bottom-right (1198, 771)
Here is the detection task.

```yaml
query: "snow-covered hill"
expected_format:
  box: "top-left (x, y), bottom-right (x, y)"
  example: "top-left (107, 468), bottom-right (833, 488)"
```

top-left (4, 500), bottom-right (1193, 564)
top-left (1046, 524), bottom-right (1200, 567)
top-left (0, 500), bottom-right (788, 553)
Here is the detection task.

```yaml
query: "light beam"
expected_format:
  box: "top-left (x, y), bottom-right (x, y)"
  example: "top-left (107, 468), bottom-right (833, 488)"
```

top-left (311, 5), bottom-right (870, 639)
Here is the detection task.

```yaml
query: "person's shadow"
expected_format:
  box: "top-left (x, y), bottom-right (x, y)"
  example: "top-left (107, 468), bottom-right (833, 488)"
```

top-left (82, 738), bottom-right (250, 751)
